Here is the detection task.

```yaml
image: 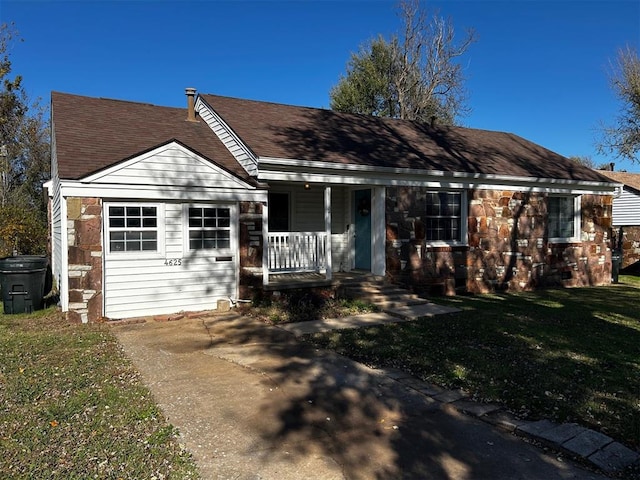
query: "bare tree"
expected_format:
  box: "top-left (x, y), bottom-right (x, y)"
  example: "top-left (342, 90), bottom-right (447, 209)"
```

top-left (330, 0), bottom-right (476, 125)
top-left (393, 0), bottom-right (476, 123)
top-left (597, 46), bottom-right (640, 162)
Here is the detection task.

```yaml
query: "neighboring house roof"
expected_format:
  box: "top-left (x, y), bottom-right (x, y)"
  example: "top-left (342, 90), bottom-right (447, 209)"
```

top-left (598, 171), bottom-right (640, 194)
top-left (200, 94), bottom-right (614, 184)
top-left (51, 92), bottom-right (254, 183)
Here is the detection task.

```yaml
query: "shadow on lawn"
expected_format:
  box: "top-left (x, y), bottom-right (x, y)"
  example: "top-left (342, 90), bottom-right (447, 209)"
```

top-left (391, 283), bottom-right (640, 449)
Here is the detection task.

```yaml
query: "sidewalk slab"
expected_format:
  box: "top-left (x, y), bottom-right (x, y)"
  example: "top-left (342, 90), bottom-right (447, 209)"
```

top-left (433, 389), bottom-right (468, 404)
top-left (278, 302), bottom-right (461, 337)
top-left (538, 423), bottom-right (586, 444)
top-left (277, 312), bottom-right (412, 336)
top-left (588, 441), bottom-right (640, 473)
top-left (516, 419), bottom-right (559, 437)
top-left (384, 303), bottom-right (461, 320)
top-left (451, 400), bottom-right (502, 418)
top-left (562, 429), bottom-right (613, 458)
top-left (484, 411), bottom-right (528, 433)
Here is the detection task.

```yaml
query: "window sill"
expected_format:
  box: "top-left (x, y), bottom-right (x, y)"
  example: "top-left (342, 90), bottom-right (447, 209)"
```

top-left (424, 242), bottom-right (468, 248)
top-left (106, 251), bottom-right (165, 260)
top-left (548, 238), bottom-right (581, 245)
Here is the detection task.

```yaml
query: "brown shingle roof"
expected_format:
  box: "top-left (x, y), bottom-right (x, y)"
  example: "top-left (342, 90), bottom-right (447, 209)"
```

top-left (52, 92), bottom-right (253, 182)
top-left (201, 94), bottom-right (614, 184)
top-left (597, 171), bottom-right (640, 192)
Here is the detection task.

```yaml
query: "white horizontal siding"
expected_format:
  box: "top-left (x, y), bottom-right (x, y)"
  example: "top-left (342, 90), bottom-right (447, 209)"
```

top-left (331, 233), bottom-right (350, 272)
top-left (292, 187), bottom-right (325, 231)
top-left (90, 144), bottom-right (247, 189)
top-left (104, 202), bottom-right (238, 320)
top-left (50, 160), bottom-right (63, 291)
top-left (612, 188), bottom-right (640, 226)
top-left (284, 184), bottom-right (348, 234)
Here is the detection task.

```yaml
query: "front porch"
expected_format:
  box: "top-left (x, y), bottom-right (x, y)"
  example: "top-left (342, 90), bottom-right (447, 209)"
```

top-left (260, 183), bottom-right (386, 288)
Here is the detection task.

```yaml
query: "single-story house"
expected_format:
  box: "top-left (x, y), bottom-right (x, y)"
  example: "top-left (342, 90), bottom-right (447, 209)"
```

top-left (598, 170), bottom-right (640, 271)
top-left (47, 89), bottom-right (619, 323)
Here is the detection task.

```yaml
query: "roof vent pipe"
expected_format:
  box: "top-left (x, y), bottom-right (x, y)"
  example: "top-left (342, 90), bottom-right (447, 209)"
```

top-left (185, 87), bottom-right (197, 122)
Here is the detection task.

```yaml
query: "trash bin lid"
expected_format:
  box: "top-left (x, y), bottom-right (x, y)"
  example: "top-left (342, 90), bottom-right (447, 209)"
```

top-left (0, 255), bottom-right (48, 272)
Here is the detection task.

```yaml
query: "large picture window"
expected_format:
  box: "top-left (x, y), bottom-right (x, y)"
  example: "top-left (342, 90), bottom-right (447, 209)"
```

top-left (425, 191), bottom-right (462, 242)
top-left (188, 207), bottom-right (231, 250)
top-left (548, 196), bottom-right (579, 240)
top-left (108, 205), bottom-right (158, 252)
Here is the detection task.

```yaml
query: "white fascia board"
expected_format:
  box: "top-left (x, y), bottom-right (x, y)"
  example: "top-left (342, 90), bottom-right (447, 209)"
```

top-left (43, 179), bottom-right (53, 197)
top-left (258, 156), bottom-right (618, 194)
top-left (260, 170), bottom-right (617, 195)
top-left (58, 181), bottom-right (267, 202)
top-left (195, 97), bottom-right (259, 176)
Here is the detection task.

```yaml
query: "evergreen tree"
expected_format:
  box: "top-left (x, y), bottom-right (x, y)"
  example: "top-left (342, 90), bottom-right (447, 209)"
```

top-left (0, 23), bottom-right (50, 256)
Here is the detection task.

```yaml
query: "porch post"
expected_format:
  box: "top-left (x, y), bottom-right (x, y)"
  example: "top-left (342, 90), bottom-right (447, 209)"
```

top-left (262, 200), bottom-right (269, 286)
top-left (371, 186), bottom-right (386, 276)
top-left (324, 185), bottom-right (332, 280)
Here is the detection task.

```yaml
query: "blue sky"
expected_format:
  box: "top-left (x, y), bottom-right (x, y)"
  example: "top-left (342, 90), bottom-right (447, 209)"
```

top-left (2, 0), bottom-right (639, 172)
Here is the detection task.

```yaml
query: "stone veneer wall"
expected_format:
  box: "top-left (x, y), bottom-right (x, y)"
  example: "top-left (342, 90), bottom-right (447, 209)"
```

top-left (614, 225), bottom-right (640, 271)
top-left (386, 187), bottom-right (613, 295)
top-left (66, 197), bottom-right (103, 323)
top-left (238, 201), bottom-right (264, 300)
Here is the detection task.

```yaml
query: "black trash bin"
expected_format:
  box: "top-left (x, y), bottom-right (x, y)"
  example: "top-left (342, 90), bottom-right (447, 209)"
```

top-left (611, 250), bottom-right (622, 284)
top-left (0, 256), bottom-right (49, 314)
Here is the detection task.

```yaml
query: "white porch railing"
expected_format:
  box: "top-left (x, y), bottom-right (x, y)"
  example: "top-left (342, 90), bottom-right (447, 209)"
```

top-left (267, 232), bottom-right (327, 273)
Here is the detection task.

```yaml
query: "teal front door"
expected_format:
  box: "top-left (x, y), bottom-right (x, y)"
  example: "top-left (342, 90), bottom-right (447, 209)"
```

top-left (354, 189), bottom-right (372, 270)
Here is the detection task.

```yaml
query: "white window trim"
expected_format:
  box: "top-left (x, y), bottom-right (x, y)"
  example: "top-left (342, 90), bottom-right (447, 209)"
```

top-left (104, 202), bottom-right (165, 259)
top-left (424, 190), bottom-right (468, 248)
top-left (548, 195), bottom-right (581, 243)
top-left (182, 203), bottom-right (237, 257)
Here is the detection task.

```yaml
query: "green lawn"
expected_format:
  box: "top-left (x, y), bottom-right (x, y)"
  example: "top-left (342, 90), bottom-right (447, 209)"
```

top-left (305, 275), bottom-right (640, 451)
top-left (0, 309), bottom-right (199, 479)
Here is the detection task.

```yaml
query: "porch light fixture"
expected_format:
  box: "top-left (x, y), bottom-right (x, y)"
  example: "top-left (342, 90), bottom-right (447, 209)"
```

top-left (304, 183), bottom-right (311, 190)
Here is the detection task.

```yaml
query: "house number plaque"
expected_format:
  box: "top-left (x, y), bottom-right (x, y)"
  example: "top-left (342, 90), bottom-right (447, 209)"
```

top-left (164, 258), bottom-right (183, 266)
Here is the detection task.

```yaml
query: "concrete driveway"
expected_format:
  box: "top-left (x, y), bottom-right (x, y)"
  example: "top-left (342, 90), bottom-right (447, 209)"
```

top-left (112, 313), bottom-right (609, 480)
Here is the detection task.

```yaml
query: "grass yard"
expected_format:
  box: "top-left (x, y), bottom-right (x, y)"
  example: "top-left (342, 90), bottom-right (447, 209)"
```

top-left (305, 275), bottom-right (640, 452)
top-left (0, 309), bottom-right (199, 479)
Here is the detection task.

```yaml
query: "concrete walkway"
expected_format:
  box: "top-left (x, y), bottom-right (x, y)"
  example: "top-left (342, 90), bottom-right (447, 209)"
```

top-left (110, 312), bottom-right (633, 480)
top-left (278, 303), bottom-right (461, 336)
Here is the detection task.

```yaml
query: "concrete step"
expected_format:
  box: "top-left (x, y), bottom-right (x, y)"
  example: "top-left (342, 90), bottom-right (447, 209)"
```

top-left (341, 280), bottom-right (432, 312)
top-left (375, 299), bottom-right (430, 309)
top-left (384, 303), bottom-right (461, 320)
top-left (345, 285), bottom-right (411, 295)
top-left (359, 293), bottom-right (427, 305)
top-left (346, 289), bottom-right (424, 301)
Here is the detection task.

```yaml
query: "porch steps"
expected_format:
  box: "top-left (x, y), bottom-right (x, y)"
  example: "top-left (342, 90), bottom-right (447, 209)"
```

top-left (340, 279), bottom-right (431, 313)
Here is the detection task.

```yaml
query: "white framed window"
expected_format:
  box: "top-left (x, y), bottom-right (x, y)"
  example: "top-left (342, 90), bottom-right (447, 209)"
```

top-left (184, 204), bottom-right (235, 253)
top-left (425, 190), bottom-right (467, 245)
top-left (548, 195), bottom-right (581, 242)
top-left (106, 203), bottom-right (164, 256)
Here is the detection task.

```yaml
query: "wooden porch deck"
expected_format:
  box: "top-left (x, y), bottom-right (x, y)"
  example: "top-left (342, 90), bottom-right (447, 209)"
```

top-left (266, 270), bottom-right (381, 290)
